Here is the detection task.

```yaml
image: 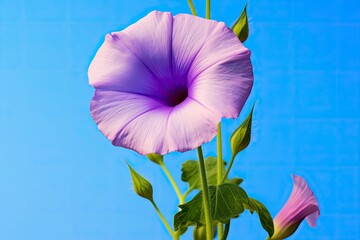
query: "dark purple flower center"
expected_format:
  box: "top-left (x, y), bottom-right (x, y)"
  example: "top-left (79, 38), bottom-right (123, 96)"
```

top-left (166, 86), bottom-right (188, 107)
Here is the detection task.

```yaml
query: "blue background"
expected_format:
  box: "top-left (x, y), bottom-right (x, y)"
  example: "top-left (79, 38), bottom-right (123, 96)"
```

top-left (0, 0), bottom-right (359, 239)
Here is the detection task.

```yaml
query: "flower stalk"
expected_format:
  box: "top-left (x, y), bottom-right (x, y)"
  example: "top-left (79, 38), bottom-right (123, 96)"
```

top-left (150, 200), bottom-right (176, 239)
top-left (181, 188), bottom-right (192, 203)
top-left (216, 123), bottom-right (224, 183)
top-left (221, 155), bottom-right (235, 184)
top-left (205, 1), bottom-right (213, 238)
top-left (221, 221), bottom-right (230, 240)
top-left (197, 146), bottom-right (213, 240)
top-left (206, 0), bottom-right (211, 19)
top-left (159, 161), bottom-right (184, 204)
top-left (187, 0), bottom-right (197, 15)
top-left (217, 122), bottom-right (224, 239)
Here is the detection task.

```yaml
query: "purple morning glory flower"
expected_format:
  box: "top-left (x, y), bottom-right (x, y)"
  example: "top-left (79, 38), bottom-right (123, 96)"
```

top-left (270, 174), bottom-right (320, 240)
top-left (89, 11), bottom-right (253, 155)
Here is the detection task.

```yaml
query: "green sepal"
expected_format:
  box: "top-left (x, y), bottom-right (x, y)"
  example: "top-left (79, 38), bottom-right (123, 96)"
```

top-left (268, 222), bottom-right (300, 240)
top-left (146, 153), bottom-right (164, 165)
top-left (174, 183), bottom-right (249, 231)
top-left (127, 163), bottom-right (153, 202)
top-left (230, 105), bottom-right (254, 158)
top-left (232, 4), bottom-right (249, 43)
top-left (245, 198), bottom-right (274, 238)
top-left (181, 157), bottom-right (243, 192)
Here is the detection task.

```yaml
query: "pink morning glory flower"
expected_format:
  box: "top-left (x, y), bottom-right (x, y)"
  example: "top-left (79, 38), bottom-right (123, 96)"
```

top-left (270, 174), bottom-right (320, 240)
top-left (89, 11), bottom-right (253, 155)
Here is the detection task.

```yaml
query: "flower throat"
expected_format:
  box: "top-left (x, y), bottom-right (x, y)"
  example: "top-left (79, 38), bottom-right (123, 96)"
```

top-left (166, 86), bottom-right (188, 107)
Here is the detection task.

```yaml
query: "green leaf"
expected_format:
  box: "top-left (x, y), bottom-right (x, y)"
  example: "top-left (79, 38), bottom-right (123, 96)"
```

top-left (174, 183), bottom-right (249, 231)
top-left (146, 153), bottom-right (163, 165)
top-left (230, 105), bottom-right (254, 158)
top-left (181, 157), bottom-right (243, 191)
top-left (178, 226), bottom-right (189, 236)
top-left (245, 198), bottom-right (274, 238)
top-left (127, 163), bottom-right (153, 202)
top-left (232, 4), bottom-right (249, 43)
top-left (229, 177), bottom-right (243, 185)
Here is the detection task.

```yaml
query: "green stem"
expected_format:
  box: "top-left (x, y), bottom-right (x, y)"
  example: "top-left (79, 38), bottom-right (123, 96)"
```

top-left (218, 223), bottom-right (224, 240)
top-left (181, 188), bottom-right (192, 204)
top-left (221, 221), bottom-right (231, 240)
top-left (174, 234), bottom-right (179, 240)
top-left (187, 0), bottom-right (197, 15)
top-left (206, 0), bottom-right (210, 19)
top-left (159, 162), bottom-right (184, 204)
top-left (197, 146), bottom-right (213, 240)
top-left (159, 162), bottom-right (192, 239)
top-left (151, 200), bottom-right (175, 238)
top-left (216, 123), bottom-right (224, 184)
top-left (221, 155), bottom-right (235, 184)
top-left (202, 1), bottom-right (212, 237)
top-left (174, 230), bottom-right (180, 240)
top-left (217, 122), bottom-right (224, 239)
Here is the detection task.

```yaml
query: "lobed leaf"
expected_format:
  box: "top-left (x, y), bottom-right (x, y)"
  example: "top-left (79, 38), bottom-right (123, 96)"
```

top-left (174, 183), bottom-right (249, 231)
top-left (146, 153), bottom-right (164, 165)
top-left (181, 157), bottom-right (243, 192)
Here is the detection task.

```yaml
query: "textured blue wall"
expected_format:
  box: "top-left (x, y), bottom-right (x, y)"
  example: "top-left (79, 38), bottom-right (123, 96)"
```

top-left (0, 0), bottom-right (359, 239)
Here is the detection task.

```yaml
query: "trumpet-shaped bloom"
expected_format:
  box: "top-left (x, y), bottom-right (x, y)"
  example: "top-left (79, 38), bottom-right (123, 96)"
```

top-left (270, 174), bottom-right (320, 240)
top-left (89, 11), bottom-right (253, 155)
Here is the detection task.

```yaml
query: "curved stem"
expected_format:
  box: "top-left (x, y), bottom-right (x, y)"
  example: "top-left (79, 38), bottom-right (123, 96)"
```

top-left (159, 162), bottom-right (184, 204)
top-left (216, 122), bottom-right (224, 239)
top-left (187, 0), bottom-right (197, 15)
top-left (221, 221), bottom-right (231, 240)
top-left (180, 188), bottom-right (193, 204)
top-left (221, 155), bottom-right (235, 184)
top-left (197, 146), bottom-right (213, 240)
top-left (206, 0), bottom-right (210, 19)
top-left (151, 200), bottom-right (175, 238)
